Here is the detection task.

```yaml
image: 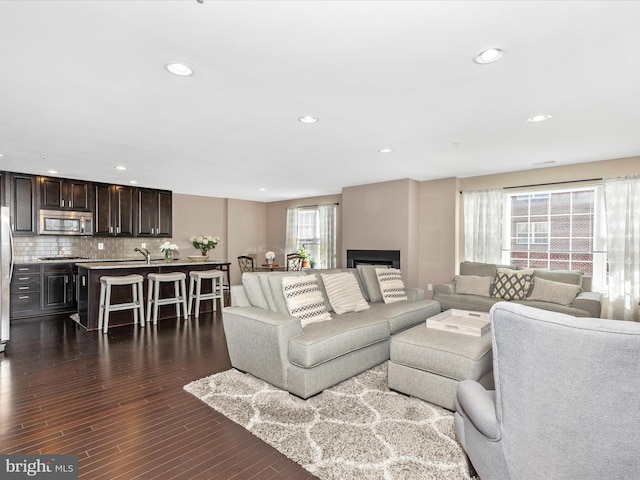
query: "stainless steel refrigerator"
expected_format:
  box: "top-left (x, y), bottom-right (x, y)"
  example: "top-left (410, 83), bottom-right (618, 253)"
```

top-left (1, 206), bottom-right (12, 353)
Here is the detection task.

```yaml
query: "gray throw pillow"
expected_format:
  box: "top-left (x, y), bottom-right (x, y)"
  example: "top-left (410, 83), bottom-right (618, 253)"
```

top-left (455, 275), bottom-right (493, 297)
top-left (528, 277), bottom-right (582, 306)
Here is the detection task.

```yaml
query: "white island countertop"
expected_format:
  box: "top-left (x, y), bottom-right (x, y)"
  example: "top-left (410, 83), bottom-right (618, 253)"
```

top-left (75, 259), bottom-right (230, 270)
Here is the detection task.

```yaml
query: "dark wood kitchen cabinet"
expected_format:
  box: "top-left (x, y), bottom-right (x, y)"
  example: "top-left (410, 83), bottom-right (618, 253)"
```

top-left (0, 171), bottom-right (7, 206)
top-left (9, 173), bottom-right (37, 236)
top-left (10, 264), bottom-right (42, 318)
top-left (135, 188), bottom-right (172, 237)
top-left (94, 183), bottom-right (135, 237)
top-left (42, 263), bottom-right (77, 311)
top-left (40, 176), bottom-right (92, 212)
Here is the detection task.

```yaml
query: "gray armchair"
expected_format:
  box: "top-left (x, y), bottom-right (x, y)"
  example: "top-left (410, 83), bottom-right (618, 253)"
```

top-left (455, 302), bottom-right (640, 480)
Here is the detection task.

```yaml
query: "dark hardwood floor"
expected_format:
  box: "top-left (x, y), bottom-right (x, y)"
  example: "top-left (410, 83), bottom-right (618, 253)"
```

top-left (0, 305), bottom-right (317, 479)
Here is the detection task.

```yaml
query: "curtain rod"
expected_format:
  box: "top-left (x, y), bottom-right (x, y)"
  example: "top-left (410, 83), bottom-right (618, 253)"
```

top-left (296, 202), bottom-right (340, 208)
top-left (460, 177), bottom-right (603, 194)
top-left (503, 178), bottom-right (602, 190)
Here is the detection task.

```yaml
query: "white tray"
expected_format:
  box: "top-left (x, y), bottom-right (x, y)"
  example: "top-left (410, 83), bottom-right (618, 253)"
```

top-left (426, 309), bottom-right (490, 337)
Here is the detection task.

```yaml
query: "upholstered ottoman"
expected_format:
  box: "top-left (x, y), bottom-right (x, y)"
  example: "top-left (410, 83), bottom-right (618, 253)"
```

top-left (388, 323), bottom-right (494, 411)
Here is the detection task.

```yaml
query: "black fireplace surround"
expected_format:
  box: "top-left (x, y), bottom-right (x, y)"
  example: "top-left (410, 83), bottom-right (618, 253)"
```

top-left (346, 249), bottom-right (400, 269)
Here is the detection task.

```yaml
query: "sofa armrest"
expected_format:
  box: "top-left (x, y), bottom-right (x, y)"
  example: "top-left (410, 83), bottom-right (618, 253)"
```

top-left (456, 379), bottom-right (500, 441)
top-left (434, 281), bottom-right (456, 296)
top-left (222, 306), bottom-right (303, 390)
top-left (405, 287), bottom-right (425, 302)
top-left (572, 291), bottom-right (603, 318)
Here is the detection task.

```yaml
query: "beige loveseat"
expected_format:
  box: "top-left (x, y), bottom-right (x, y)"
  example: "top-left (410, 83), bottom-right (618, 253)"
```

top-left (433, 261), bottom-right (602, 318)
top-left (222, 267), bottom-right (441, 398)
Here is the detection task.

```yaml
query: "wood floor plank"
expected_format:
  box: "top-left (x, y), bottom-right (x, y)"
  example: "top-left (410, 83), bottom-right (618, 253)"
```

top-left (1, 310), bottom-right (315, 479)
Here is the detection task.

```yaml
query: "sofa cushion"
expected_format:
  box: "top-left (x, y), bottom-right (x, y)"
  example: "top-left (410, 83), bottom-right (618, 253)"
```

top-left (321, 272), bottom-right (370, 314)
top-left (528, 276), bottom-right (582, 306)
top-left (492, 271), bottom-right (533, 300)
top-left (372, 299), bottom-right (442, 334)
top-left (433, 293), bottom-right (499, 313)
top-left (455, 275), bottom-right (493, 297)
top-left (281, 274), bottom-right (332, 327)
top-left (376, 268), bottom-right (408, 303)
top-left (533, 269), bottom-right (583, 287)
top-left (356, 264), bottom-right (388, 302)
top-left (460, 261), bottom-right (498, 277)
top-left (288, 315), bottom-right (390, 368)
top-left (241, 272), bottom-right (269, 309)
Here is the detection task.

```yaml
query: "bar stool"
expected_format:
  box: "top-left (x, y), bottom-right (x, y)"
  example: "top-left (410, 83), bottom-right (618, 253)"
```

top-left (188, 270), bottom-right (225, 318)
top-left (98, 274), bottom-right (145, 334)
top-left (146, 272), bottom-right (188, 325)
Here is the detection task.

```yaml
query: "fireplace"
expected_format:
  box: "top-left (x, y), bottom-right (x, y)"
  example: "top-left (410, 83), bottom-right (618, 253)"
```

top-left (346, 249), bottom-right (400, 269)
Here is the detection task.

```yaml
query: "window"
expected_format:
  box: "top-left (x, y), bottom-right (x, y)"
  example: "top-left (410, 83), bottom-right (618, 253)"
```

top-left (286, 204), bottom-right (337, 269)
top-left (516, 221), bottom-right (549, 245)
top-left (502, 187), bottom-right (605, 290)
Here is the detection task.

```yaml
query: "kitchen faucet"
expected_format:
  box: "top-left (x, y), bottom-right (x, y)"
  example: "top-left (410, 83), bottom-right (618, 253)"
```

top-left (134, 247), bottom-right (151, 264)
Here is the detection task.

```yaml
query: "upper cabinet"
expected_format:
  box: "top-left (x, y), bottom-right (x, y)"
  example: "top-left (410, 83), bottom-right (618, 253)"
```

top-left (0, 171), bottom-right (6, 206)
top-left (10, 173), bottom-right (37, 236)
top-left (135, 188), bottom-right (172, 237)
top-left (40, 177), bottom-right (92, 212)
top-left (94, 183), bottom-right (135, 237)
top-left (3, 170), bottom-right (171, 238)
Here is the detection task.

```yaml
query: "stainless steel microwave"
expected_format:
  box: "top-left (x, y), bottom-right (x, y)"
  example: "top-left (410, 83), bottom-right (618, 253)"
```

top-left (39, 209), bottom-right (93, 235)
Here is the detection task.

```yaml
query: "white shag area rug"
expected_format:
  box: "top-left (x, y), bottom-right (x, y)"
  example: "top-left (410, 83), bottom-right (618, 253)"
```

top-left (184, 362), bottom-right (471, 480)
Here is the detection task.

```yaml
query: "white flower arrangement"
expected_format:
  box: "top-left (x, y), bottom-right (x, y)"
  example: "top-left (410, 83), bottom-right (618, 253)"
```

top-left (189, 235), bottom-right (220, 254)
top-left (265, 251), bottom-right (275, 261)
top-left (160, 241), bottom-right (178, 252)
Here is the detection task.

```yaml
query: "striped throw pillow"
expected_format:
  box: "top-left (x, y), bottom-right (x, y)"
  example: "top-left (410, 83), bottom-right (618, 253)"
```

top-left (282, 274), bottom-right (332, 327)
top-left (321, 272), bottom-right (370, 315)
top-left (375, 268), bottom-right (408, 304)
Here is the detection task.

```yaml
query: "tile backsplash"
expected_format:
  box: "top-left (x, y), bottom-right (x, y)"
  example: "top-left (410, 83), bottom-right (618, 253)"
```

top-left (13, 236), bottom-right (171, 263)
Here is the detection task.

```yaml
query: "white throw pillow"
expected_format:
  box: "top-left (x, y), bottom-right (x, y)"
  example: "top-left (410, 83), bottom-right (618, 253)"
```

top-left (321, 272), bottom-right (370, 315)
top-left (281, 274), bottom-right (332, 327)
top-left (375, 268), bottom-right (408, 304)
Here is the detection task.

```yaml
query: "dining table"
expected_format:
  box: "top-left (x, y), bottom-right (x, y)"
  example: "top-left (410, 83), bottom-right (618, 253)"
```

top-left (257, 264), bottom-right (287, 272)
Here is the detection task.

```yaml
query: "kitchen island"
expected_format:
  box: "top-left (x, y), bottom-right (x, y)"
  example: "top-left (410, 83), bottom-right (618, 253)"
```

top-left (76, 259), bottom-right (230, 331)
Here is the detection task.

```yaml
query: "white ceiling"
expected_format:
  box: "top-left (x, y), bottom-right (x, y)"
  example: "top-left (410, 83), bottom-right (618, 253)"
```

top-left (1, 1), bottom-right (639, 202)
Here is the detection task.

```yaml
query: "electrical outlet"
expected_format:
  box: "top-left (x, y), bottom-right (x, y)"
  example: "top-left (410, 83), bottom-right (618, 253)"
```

top-left (141, 243), bottom-right (146, 249)
top-left (98, 243), bottom-right (104, 250)
top-left (427, 283), bottom-right (433, 291)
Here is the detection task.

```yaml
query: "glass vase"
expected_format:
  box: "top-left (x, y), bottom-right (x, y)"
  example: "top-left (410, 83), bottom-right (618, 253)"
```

top-left (200, 249), bottom-right (209, 260)
top-left (164, 249), bottom-right (173, 262)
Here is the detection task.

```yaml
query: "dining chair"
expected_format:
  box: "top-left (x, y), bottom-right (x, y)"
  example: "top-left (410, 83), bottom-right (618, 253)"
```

top-left (286, 253), bottom-right (304, 271)
top-left (238, 255), bottom-right (256, 273)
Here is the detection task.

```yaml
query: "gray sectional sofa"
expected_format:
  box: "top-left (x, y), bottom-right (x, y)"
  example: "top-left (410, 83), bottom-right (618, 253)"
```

top-left (222, 267), bottom-right (441, 398)
top-left (433, 261), bottom-right (603, 318)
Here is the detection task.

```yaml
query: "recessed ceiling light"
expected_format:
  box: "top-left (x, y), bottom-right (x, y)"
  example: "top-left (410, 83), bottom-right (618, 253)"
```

top-left (0, 153), bottom-right (3, 157)
top-left (164, 62), bottom-right (194, 76)
top-left (527, 114), bottom-right (553, 123)
top-left (379, 148), bottom-right (393, 153)
top-left (259, 187), bottom-right (267, 192)
top-left (298, 115), bottom-right (319, 124)
top-left (473, 47), bottom-right (504, 64)
top-left (129, 180), bottom-right (139, 185)
top-left (46, 169), bottom-right (58, 174)
top-left (114, 165), bottom-right (128, 170)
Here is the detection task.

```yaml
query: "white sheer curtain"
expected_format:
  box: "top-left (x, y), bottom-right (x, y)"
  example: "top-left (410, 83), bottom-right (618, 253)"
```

top-left (463, 189), bottom-right (503, 264)
top-left (285, 207), bottom-right (298, 256)
top-left (318, 204), bottom-right (337, 268)
top-left (603, 175), bottom-right (640, 321)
